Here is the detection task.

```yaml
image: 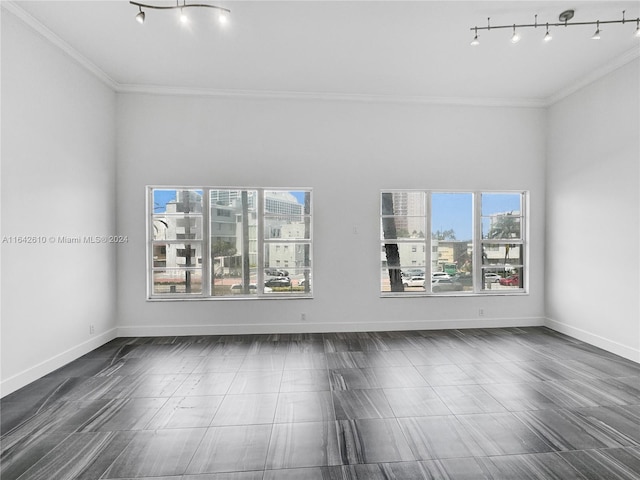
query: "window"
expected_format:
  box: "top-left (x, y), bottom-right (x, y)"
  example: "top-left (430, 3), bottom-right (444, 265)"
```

top-left (380, 190), bottom-right (526, 295)
top-left (149, 187), bottom-right (312, 299)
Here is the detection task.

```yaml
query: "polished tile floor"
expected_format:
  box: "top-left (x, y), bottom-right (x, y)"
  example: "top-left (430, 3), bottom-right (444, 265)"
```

top-left (2, 327), bottom-right (640, 479)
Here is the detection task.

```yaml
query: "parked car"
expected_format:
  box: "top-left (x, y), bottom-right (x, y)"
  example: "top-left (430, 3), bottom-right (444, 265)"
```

top-left (431, 278), bottom-right (463, 292)
top-left (265, 277), bottom-right (291, 287)
top-left (230, 283), bottom-right (273, 293)
top-left (403, 268), bottom-right (425, 278)
top-left (484, 273), bottom-right (501, 283)
top-left (499, 275), bottom-right (520, 287)
top-left (431, 272), bottom-right (451, 280)
top-left (403, 275), bottom-right (425, 288)
top-left (265, 268), bottom-right (289, 277)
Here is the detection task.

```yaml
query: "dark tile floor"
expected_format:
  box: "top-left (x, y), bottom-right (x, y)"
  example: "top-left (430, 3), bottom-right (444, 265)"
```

top-left (2, 327), bottom-right (640, 479)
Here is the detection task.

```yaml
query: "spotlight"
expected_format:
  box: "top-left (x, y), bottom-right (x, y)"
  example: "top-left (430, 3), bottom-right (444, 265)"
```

top-left (511, 25), bottom-right (521, 43)
top-left (135, 6), bottom-right (145, 24)
top-left (218, 9), bottom-right (229, 25)
top-left (544, 23), bottom-right (552, 42)
top-left (180, 7), bottom-right (189, 24)
top-left (591, 21), bottom-right (601, 39)
top-left (470, 27), bottom-right (479, 46)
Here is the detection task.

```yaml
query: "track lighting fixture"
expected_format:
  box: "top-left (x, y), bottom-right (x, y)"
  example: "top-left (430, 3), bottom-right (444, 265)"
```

top-left (130, 0), bottom-right (230, 26)
top-left (469, 9), bottom-right (640, 45)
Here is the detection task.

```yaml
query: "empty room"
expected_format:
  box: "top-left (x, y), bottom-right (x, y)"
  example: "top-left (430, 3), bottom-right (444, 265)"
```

top-left (1, 1), bottom-right (639, 479)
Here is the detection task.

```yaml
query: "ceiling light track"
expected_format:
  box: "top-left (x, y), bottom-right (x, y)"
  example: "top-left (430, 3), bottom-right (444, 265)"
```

top-left (130, 0), bottom-right (230, 25)
top-left (470, 10), bottom-right (640, 45)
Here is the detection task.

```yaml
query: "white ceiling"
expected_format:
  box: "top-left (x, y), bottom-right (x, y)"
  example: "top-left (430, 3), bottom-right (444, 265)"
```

top-left (7, 1), bottom-right (640, 104)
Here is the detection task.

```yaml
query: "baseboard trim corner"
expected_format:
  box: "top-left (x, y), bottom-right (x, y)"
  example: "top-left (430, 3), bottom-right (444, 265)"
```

top-left (1, 328), bottom-right (118, 398)
top-left (544, 317), bottom-right (640, 363)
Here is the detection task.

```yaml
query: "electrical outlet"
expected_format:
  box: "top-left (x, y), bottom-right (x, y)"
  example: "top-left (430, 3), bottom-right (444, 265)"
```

top-left (300, 313), bottom-right (307, 321)
top-left (89, 324), bottom-right (95, 335)
top-left (478, 309), bottom-right (484, 317)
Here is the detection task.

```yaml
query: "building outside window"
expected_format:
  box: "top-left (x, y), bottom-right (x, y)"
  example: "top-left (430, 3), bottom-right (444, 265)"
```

top-left (380, 190), bottom-right (526, 295)
top-left (149, 187), bottom-right (312, 299)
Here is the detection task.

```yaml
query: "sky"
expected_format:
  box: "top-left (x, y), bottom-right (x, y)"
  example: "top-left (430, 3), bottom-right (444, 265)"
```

top-left (432, 192), bottom-right (521, 241)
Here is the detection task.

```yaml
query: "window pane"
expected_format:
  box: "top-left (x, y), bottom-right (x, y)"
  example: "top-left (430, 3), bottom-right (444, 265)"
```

top-left (481, 243), bottom-right (523, 267)
top-left (431, 193), bottom-right (473, 279)
top-left (379, 243), bottom-right (427, 270)
top-left (153, 270), bottom-right (202, 294)
top-left (153, 189), bottom-right (203, 214)
top-left (265, 243), bottom-right (311, 269)
top-left (431, 277), bottom-right (464, 293)
top-left (481, 193), bottom-right (522, 239)
top-left (154, 243), bottom-right (203, 268)
top-left (265, 268), bottom-right (311, 294)
top-left (264, 190), bottom-right (308, 215)
top-left (152, 215), bottom-right (203, 241)
top-left (379, 217), bottom-right (426, 240)
top-left (381, 191), bottom-right (426, 217)
top-left (211, 270), bottom-right (256, 296)
top-left (209, 190), bottom-right (257, 297)
top-left (265, 215), bottom-right (310, 240)
top-left (381, 268), bottom-right (402, 292)
top-left (482, 267), bottom-right (523, 291)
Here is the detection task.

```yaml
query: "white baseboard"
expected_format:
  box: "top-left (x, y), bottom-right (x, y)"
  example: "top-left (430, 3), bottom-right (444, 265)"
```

top-left (544, 317), bottom-right (640, 363)
top-left (0, 328), bottom-right (118, 398)
top-left (116, 316), bottom-right (545, 337)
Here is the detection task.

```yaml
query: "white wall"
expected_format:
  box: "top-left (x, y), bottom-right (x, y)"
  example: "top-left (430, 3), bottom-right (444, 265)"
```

top-left (1, 10), bottom-right (118, 395)
top-left (546, 59), bottom-right (640, 362)
top-left (116, 94), bottom-right (547, 335)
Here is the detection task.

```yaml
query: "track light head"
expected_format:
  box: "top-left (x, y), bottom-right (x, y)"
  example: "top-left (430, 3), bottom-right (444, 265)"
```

top-left (218, 9), bottom-right (229, 25)
top-left (180, 7), bottom-right (189, 24)
top-left (510, 25), bottom-right (521, 43)
top-left (469, 9), bottom-right (640, 46)
top-left (470, 27), bottom-right (479, 46)
top-left (135, 7), bottom-right (145, 24)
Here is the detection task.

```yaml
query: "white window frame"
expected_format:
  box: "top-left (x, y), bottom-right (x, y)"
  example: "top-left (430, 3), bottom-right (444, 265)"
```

top-left (147, 186), bottom-right (313, 300)
top-left (380, 190), bottom-right (528, 297)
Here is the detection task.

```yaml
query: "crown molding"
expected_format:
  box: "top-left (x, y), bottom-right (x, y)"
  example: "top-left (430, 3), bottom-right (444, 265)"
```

top-left (116, 83), bottom-right (546, 108)
top-left (1, 1), bottom-right (118, 91)
top-left (544, 46), bottom-right (640, 106)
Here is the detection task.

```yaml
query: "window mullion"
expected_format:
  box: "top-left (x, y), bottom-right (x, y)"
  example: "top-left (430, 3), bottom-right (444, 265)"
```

top-left (202, 189), bottom-right (211, 297)
top-left (425, 191), bottom-right (432, 293)
top-left (257, 189), bottom-right (265, 295)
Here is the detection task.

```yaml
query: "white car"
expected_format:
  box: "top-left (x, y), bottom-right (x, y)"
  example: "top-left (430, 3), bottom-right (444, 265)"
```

top-left (484, 273), bottom-right (501, 283)
top-left (403, 276), bottom-right (425, 288)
